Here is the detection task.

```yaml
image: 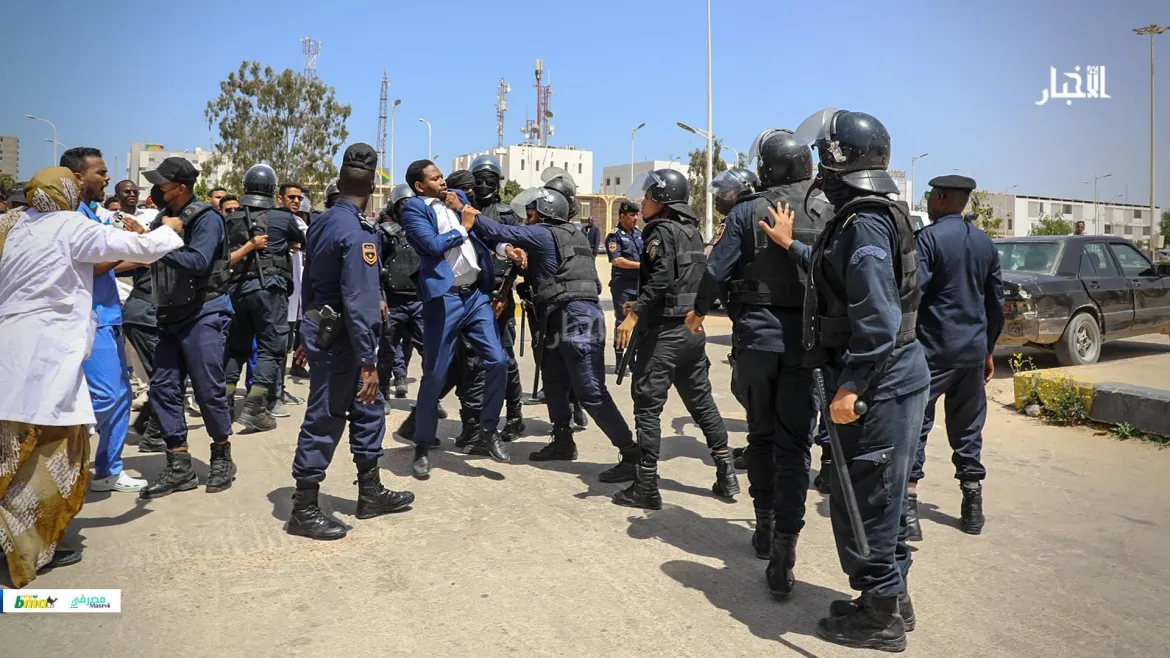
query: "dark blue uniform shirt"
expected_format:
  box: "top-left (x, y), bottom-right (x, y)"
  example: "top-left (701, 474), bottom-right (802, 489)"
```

top-left (792, 209), bottom-right (929, 400)
top-left (233, 207), bottom-right (306, 297)
top-left (695, 200), bottom-right (802, 353)
top-left (154, 201), bottom-right (232, 325)
top-left (915, 213), bottom-right (1005, 368)
top-left (605, 226), bottom-right (642, 285)
top-left (303, 199), bottom-right (383, 366)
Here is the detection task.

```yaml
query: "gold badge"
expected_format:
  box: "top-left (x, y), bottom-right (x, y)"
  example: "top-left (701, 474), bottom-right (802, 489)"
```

top-left (713, 222), bottom-right (727, 245)
top-left (607, 240), bottom-right (618, 253)
top-left (362, 243), bottom-right (377, 265)
top-left (647, 239), bottom-right (660, 261)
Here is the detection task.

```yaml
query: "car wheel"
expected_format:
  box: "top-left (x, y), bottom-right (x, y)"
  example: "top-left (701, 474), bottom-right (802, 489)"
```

top-left (1054, 312), bottom-right (1101, 366)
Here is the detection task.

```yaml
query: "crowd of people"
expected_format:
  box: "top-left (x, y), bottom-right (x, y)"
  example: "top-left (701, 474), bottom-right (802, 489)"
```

top-left (0, 107), bottom-right (1004, 654)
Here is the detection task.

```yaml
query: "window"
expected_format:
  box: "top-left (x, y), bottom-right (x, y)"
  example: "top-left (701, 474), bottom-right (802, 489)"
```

top-left (520, 159), bottom-right (525, 171)
top-left (564, 162), bottom-right (568, 170)
top-left (1080, 243), bottom-right (1118, 277)
top-left (605, 178), bottom-right (611, 188)
top-left (1028, 201), bottom-right (1041, 217)
top-left (1007, 217), bottom-right (1014, 231)
top-left (578, 163), bottom-right (582, 174)
top-left (996, 241), bottom-right (1060, 275)
top-left (1109, 242), bottom-right (1154, 277)
top-left (1061, 203), bottom-right (1074, 215)
top-left (1133, 209), bottom-right (1144, 220)
top-left (1124, 225), bottom-right (1133, 235)
top-left (616, 176), bottom-right (621, 187)
top-left (1103, 224), bottom-right (1112, 234)
top-left (535, 161), bottom-right (540, 170)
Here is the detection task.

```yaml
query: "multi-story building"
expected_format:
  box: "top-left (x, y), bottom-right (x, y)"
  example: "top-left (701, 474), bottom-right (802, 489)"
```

top-left (983, 192), bottom-right (1161, 241)
top-left (126, 142), bottom-right (229, 192)
top-left (0, 136), bottom-right (18, 179)
top-left (598, 160), bottom-right (689, 197)
top-left (451, 144), bottom-right (594, 193)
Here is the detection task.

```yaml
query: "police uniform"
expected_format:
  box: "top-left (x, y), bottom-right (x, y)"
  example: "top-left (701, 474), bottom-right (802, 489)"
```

top-left (695, 162), bottom-right (823, 577)
top-left (472, 188), bottom-right (639, 479)
top-left (120, 207), bottom-right (167, 451)
top-left (909, 175), bottom-right (1004, 539)
top-left (287, 144), bottom-right (414, 540)
top-left (377, 216), bottom-right (424, 396)
top-left (613, 169), bottom-right (739, 510)
top-left (605, 217), bottom-right (642, 366)
top-left (784, 110), bottom-right (929, 651)
top-left (139, 158), bottom-right (237, 499)
top-left (223, 166), bottom-right (305, 432)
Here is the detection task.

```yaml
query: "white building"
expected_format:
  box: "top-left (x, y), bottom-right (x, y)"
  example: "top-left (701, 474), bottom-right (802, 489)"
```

top-left (984, 192), bottom-right (1161, 241)
top-left (0, 136), bottom-right (18, 179)
top-left (451, 144), bottom-right (594, 194)
top-left (598, 160), bottom-right (690, 197)
top-left (126, 142), bottom-right (229, 192)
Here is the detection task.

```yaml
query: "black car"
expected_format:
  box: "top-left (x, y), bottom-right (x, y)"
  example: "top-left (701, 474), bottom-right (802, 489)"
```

top-left (996, 236), bottom-right (1170, 365)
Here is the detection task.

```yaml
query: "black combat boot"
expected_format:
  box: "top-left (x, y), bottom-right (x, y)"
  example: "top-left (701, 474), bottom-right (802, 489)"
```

top-left (395, 407), bottom-right (417, 442)
top-left (454, 419), bottom-right (481, 449)
top-left (206, 441), bottom-right (237, 493)
top-left (752, 507), bottom-right (773, 560)
top-left (598, 444), bottom-right (640, 483)
top-left (378, 383), bottom-right (392, 403)
top-left (237, 395), bottom-right (277, 432)
top-left (831, 580), bottom-right (916, 632)
top-left (612, 463), bottom-right (662, 510)
top-left (140, 449), bottom-right (198, 499)
top-left (732, 446), bottom-right (747, 471)
top-left (287, 485), bottom-right (347, 540)
top-left (906, 490), bottom-right (923, 542)
top-left (817, 591), bottom-right (907, 652)
top-left (529, 425), bottom-right (578, 461)
top-left (355, 465), bottom-right (415, 518)
top-left (960, 482), bottom-right (984, 535)
top-left (814, 452), bottom-right (833, 495)
top-left (766, 530), bottom-right (798, 600)
top-left (137, 417), bottom-right (166, 453)
top-left (571, 402), bottom-right (588, 430)
top-left (711, 451), bottom-right (740, 498)
top-left (499, 415), bottom-right (526, 442)
top-left (393, 376), bottom-right (408, 399)
top-left (412, 446), bottom-right (432, 479)
top-left (466, 430), bottom-right (511, 463)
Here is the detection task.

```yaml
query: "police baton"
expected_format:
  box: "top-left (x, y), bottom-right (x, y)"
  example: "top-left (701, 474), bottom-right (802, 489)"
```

top-left (813, 367), bottom-right (871, 557)
top-left (519, 303), bottom-right (527, 358)
top-left (616, 330), bottom-right (639, 386)
top-left (531, 310), bottom-right (548, 396)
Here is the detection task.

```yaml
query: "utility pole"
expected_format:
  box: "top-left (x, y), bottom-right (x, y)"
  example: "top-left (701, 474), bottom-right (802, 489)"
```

top-left (496, 79), bottom-right (510, 148)
top-left (377, 69), bottom-right (388, 186)
top-left (704, 0), bottom-right (714, 241)
top-left (1134, 25), bottom-right (1167, 256)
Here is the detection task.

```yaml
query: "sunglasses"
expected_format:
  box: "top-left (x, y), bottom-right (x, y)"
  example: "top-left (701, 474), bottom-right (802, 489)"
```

top-left (286, 194), bottom-right (304, 201)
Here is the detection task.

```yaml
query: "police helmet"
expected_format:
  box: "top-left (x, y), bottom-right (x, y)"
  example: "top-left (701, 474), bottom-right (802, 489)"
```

top-left (542, 175), bottom-right (579, 219)
top-left (470, 154), bottom-right (503, 177)
top-left (389, 183), bottom-right (414, 219)
top-left (709, 168), bottom-right (762, 215)
top-left (510, 187), bottom-right (569, 223)
top-left (626, 169), bottom-right (694, 220)
top-left (324, 178), bottom-right (340, 208)
top-left (240, 164), bottom-right (277, 209)
top-left (794, 108), bottom-right (898, 195)
top-left (749, 128), bottom-right (813, 187)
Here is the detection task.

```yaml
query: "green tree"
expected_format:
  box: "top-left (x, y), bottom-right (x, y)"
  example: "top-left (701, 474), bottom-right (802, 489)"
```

top-left (501, 179), bottom-right (524, 204)
top-left (1029, 213), bottom-right (1073, 236)
top-left (686, 138), bottom-right (728, 222)
top-left (0, 175), bottom-right (15, 197)
top-left (192, 178), bottom-right (211, 201)
top-left (967, 190), bottom-right (1002, 235)
top-left (204, 61), bottom-right (351, 202)
top-left (1159, 208), bottom-right (1170, 239)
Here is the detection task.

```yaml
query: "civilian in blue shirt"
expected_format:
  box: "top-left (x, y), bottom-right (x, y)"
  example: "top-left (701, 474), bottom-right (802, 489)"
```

top-left (907, 175), bottom-right (1004, 540)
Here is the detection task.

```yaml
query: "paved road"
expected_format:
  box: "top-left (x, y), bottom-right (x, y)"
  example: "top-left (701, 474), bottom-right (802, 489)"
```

top-left (6, 310), bottom-right (1170, 657)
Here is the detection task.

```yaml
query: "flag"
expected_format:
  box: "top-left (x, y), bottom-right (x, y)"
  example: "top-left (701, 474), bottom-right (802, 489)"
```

top-left (144, 144), bottom-right (165, 151)
top-left (376, 168), bottom-right (391, 185)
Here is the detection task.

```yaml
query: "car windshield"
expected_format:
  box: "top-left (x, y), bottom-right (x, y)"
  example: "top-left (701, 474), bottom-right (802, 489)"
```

top-left (997, 241), bottom-right (1061, 275)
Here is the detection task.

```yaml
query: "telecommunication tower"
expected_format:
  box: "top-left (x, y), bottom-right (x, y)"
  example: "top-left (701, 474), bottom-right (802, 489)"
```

top-left (377, 69), bottom-right (389, 181)
top-left (519, 59), bottom-right (554, 146)
top-left (301, 37), bottom-right (320, 78)
top-left (495, 78), bottom-right (510, 148)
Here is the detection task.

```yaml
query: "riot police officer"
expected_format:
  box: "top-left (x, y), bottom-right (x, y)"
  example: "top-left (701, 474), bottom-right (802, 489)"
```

top-left (222, 164), bottom-right (306, 432)
top-left (288, 143), bottom-right (414, 540)
top-left (139, 157), bottom-right (237, 498)
top-left (908, 175), bottom-right (1003, 540)
top-left (614, 169), bottom-right (739, 510)
top-left (760, 109), bottom-right (929, 651)
top-left (604, 200), bottom-right (643, 372)
top-left (691, 142), bottom-right (824, 600)
top-left (467, 187), bottom-right (640, 480)
top-left (377, 184), bottom-right (424, 401)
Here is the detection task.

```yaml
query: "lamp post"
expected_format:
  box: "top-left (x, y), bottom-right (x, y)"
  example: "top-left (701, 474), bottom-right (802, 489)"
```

top-left (705, 0), bottom-right (713, 241)
top-left (630, 122), bottom-right (646, 189)
top-left (25, 113), bottom-right (58, 165)
top-left (1083, 173), bottom-right (1112, 233)
top-left (418, 118), bottom-right (432, 164)
top-left (1134, 25), bottom-right (1167, 256)
top-left (678, 121), bottom-right (717, 235)
top-left (910, 153), bottom-right (928, 209)
top-left (725, 146), bottom-right (740, 168)
top-left (44, 138), bottom-right (67, 152)
top-left (390, 99), bottom-right (401, 184)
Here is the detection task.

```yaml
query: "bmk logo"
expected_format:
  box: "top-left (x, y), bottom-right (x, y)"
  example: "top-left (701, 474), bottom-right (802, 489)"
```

top-left (1, 589), bottom-right (120, 613)
top-left (13, 594), bottom-right (56, 609)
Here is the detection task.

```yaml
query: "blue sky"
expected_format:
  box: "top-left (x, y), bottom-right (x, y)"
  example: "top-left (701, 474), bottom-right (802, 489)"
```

top-left (2, 0), bottom-right (1167, 206)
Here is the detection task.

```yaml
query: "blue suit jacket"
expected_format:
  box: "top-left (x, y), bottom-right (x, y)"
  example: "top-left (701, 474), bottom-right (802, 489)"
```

top-left (398, 189), bottom-right (496, 302)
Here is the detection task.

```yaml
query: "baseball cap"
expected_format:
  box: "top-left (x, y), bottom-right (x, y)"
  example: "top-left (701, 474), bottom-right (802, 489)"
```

top-left (143, 157), bottom-right (200, 186)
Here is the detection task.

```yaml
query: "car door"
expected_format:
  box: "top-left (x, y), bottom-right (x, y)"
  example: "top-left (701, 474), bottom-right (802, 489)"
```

top-left (1109, 241), bottom-right (1170, 330)
top-left (1078, 242), bottom-right (1134, 333)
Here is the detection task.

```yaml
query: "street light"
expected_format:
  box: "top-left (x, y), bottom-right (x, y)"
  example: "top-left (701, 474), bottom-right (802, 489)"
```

top-left (1002, 184), bottom-right (1018, 195)
top-left (910, 153), bottom-right (928, 208)
top-left (1083, 173), bottom-right (1112, 233)
top-left (1134, 24), bottom-right (1167, 256)
top-left (418, 118), bottom-right (432, 164)
top-left (390, 99), bottom-right (401, 184)
top-left (26, 113), bottom-right (58, 165)
top-left (630, 122), bottom-right (646, 189)
top-left (725, 146), bottom-right (740, 168)
top-left (44, 138), bottom-right (67, 151)
top-left (705, 0), bottom-right (713, 241)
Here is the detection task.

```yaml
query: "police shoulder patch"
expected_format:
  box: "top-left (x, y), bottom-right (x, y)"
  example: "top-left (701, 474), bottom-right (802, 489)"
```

top-left (607, 238), bottom-right (618, 253)
top-left (849, 245), bottom-right (888, 266)
top-left (647, 238), bottom-right (660, 261)
top-left (712, 221), bottom-right (727, 245)
top-left (361, 242), bottom-right (378, 265)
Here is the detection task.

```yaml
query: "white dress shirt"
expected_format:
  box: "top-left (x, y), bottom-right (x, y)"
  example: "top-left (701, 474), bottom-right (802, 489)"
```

top-left (0, 210), bottom-right (183, 426)
top-left (427, 197), bottom-right (480, 287)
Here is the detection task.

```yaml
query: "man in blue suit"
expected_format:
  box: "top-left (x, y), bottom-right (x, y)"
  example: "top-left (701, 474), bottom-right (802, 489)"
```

top-left (398, 159), bottom-right (512, 477)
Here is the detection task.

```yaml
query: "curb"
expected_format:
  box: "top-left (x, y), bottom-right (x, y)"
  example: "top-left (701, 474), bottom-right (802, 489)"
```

top-left (1013, 371), bottom-right (1170, 437)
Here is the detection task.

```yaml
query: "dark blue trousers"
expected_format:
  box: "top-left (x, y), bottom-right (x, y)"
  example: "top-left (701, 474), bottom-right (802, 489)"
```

top-left (149, 311), bottom-right (234, 448)
top-left (379, 295), bottom-right (423, 382)
top-left (416, 288), bottom-right (506, 447)
top-left (291, 318), bottom-right (386, 483)
top-left (827, 383), bottom-right (928, 598)
top-left (911, 365), bottom-right (988, 483)
top-left (609, 281), bottom-right (638, 346)
top-left (542, 305), bottom-right (633, 447)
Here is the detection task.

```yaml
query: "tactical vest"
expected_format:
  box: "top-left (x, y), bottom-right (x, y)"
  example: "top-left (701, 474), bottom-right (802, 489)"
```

top-left (483, 202), bottom-right (519, 283)
top-left (151, 201), bottom-right (231, 309)
top-left (804, 195), bottom-right (920, 352)
top-left (530, 222), bottom-right (600, 311)
top-left (728, 182), bottom-right (826, 309)
top-left (379, 221), bottom-right (419, 294)
top-left (644, 218), bottom-right (707, 318)
top-left (224, 207), bottom-right (294, 286)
